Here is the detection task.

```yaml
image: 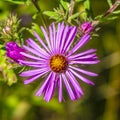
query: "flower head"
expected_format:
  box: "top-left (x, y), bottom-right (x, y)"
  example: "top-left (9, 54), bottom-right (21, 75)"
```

top-left (6, 42), bottom-right (25, 63)
top-left (20, 22), bottom-right (99, 102)
top-left (81, 22), bottom-right (93, 34)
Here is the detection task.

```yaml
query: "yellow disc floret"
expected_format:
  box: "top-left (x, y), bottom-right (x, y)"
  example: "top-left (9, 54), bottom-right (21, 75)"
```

top-left (50, 54), bottom-right (68, 73)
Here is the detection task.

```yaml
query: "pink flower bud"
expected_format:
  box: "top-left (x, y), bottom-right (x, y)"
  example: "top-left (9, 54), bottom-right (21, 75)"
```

top-left (6, 42), bottom-right (25, 63)
top-left (81, 22), bottom-right (93, 34)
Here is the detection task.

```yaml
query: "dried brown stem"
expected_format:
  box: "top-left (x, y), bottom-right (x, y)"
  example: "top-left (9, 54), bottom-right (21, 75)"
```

top-left (69, 0), bottom-right (75, 16)
top-left (103, 0), bottom-right (120, 17)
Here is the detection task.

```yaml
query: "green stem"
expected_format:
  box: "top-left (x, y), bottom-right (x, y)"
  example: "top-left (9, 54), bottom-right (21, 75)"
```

top-left (31, 0), bottom-right (47, 30)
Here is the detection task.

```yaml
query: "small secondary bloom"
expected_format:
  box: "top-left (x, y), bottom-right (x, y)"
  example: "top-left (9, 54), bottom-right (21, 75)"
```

top-left (81, 22), bottom-right (93, 34)
top-left (6, 42), bottom-right (25, 63)
top-left (19, 22), bottom-right (99, 102)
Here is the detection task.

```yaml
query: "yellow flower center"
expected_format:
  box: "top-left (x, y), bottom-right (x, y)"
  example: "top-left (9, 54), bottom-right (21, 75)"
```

top-left (50, 54), bottom-right (68, 73)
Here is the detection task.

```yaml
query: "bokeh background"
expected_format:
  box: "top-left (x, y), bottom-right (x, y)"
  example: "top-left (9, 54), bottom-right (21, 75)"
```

top-left (0, 0), bottom-right (120, 120)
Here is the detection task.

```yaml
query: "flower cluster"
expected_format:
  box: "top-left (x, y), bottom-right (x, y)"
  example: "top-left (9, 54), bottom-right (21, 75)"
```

top-left (6, 22), bottom-right (99, 102)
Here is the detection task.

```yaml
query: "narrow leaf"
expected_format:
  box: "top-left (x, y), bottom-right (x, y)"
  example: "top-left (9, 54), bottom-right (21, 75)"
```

top-left (83, 0), bottom-right (93, 18)
top-left (68, 12), bottom-right (82, 20)
top-left (75, 0), bottom-right (84, 2)
top-left (84, 0), bottom-right (90, 10)
top-left (107, 0), bottom-right (113, 7)
top-left (113, 10), bottom-right (120, 14)
top-left (5, 0), bottom-right (30, 5)
top-left (60, 0), bottom-right (69, 11)
top-left (43, 11), bottom-right (58, 17)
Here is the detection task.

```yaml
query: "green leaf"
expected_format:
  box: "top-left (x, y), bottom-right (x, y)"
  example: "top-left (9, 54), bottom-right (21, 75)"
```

top-left (26, 23), bottom-right (45, 43)
top-left (32, 23), bottom-right (44, 38)
top-left (107, 0), bottom-right (113, 7)
top-left (95, 15), bottom-right (103, 20)
top-left (83, 0), bottom-right (93, 18)
top-left (43, 11), bottom-right (60, 20)
top-left (75, 0), bottom-right (84, 2)
top-left (32, 13), bottom-right (38, 20)
top-left (113, 10), bottom-right (120, 14)
top-left (84, 0), bottom-right (90, 11)
top-left (43, 3), bottom-right (68, 21)
top-left (5, 0), bottom-right (30, 5)
top-left (60, 0), bottom-right (69, 11)
top-left (68, 12), bottom-right (82, 20)
top-left (106, 16), bottom-right (118, 20)
top-left (43, 11), bottom-right (58, 17)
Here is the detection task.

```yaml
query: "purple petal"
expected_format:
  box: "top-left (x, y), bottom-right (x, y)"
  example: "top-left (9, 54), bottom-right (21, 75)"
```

top-left (66, 71), bottom-right (84, 95)
top-left (58, 75), bottom-right (63, 102)
top-left (49, 26), bottom-right (54, 53)
top-left (24, 71), bottom-right (48, 84)
top-left (41, 26), bottom-right (52, 52)
top-left (66, 71), bottom-right (82, 99)
top-left (27, 38), bottom-right (47, 54)
top-left (68, 34), bottom-right (90, 55)
top-left (33, 32), bottom-right (51, 54)
top-left (55, 23), bottom-right (61, 53)
top-left (62, 74), bottom-right (76, 100)
top-left (69, 66), bottom-right (98, 76)
top-left (20, 52), bottom-right (46, 61)
top-left (75, 53), bottom-right (97, 59)
top-left (20, 68), bottom-right (50, 77)
top-left (56, 22), bottom-right (65, 53)
top-left (68, 49), bottom-right (96, 59)
top-left (60, 25), bottom-right (69, 53)
top-left (44, 73), bottom-right (57, 102)
top-left (35, 72), bottom-right (52, 96)
top-left (23, 45), bottom-right (48, 59)
top-left (69, 53), bottom-right (97, 61)
top-left (52, 23), bottom-right (56, 52)
top-left (63, 26), bottom-right (77, 53)
top-left (70, 60), bottom-right (100, 65)
top-left (69, 68), bottom-right (95, 85)
top-left (19, 60), bottom-right (47, 66)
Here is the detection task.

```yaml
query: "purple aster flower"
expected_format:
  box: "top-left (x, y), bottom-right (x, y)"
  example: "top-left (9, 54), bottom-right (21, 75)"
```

top-left (6, 42), bottom-right (25, 63)
top-left (19, 22), bottom-right (100, 102)
top-left (81, 22), bottom-right (93, 34)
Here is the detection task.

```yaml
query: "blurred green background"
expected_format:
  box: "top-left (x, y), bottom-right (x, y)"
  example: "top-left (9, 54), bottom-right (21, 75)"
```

top-left (0, 0), bottom-right (120, 120)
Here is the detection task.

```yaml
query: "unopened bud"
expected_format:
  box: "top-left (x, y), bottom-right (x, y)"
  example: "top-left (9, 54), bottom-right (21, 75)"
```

top-left (81, 22), bottom-right (93, 34)
top-left (6, 42), bottom-right (25, 63)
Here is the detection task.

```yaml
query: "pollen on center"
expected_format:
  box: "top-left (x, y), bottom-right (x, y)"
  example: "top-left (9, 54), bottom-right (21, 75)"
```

top-left (50, 54), bottom-right (68, 73)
